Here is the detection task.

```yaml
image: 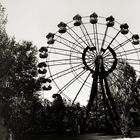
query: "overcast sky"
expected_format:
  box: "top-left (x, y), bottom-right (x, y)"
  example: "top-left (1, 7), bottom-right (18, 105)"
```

top-left (1, 0), bottom-right (140, 47)
top-left (1, 0), bottom-right (140, 104)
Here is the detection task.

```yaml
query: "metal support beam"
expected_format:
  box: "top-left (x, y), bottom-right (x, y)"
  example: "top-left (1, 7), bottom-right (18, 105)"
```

top-left (101, 64), bottom-right (121, 134)
top-left (83, 55), bottom-right (121, 134)
top-left (82, 58), bottom-right (99, 132)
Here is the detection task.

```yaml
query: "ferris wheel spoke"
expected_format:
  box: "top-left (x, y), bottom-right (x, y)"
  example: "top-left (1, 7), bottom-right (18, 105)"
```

top-left (104, 58), bottom-right (114, 63)
top-left (135, 70), bottom-right (140, 74)
top-left (72, 73), bottom-right (91, 105)
top-left (93, 24), bottom-right (100, 53)
top-left (85, 59), bottom-right (96, 68)
top-left (48, 61), bottom-right (82, 67)
top-left (67, 25), bottom-right (89, 47)
top-left (87, 55), bottom-right (94, 60)
top-left (104, 65), bottom-right (110, 72)
top-left (80, 23), bottom-right (95, 48)
top-left (104, 57), bottom-right (114, 60)
top-left (114, 38), bottom-right (131, 51)
top-left (91, 64), bottom-right (95, 71)
top-left (52, 65), bottom-right (84, 80)
top-left (85, 59), bottom-right (93, 64)
top-left (86, 55), bottom-right (96, 62)
top-left (48, 63), bottom-right (83, 79)
top-left (85, 52), bottom-right (94, 59)
top-left (103, 49), bottom-right (113, 58)
top-left (51, 78), bottom-right (72, 102)
top-left (117, 48), bottom-right (140, 57)
top-left (67, 31), bottom-right (86, 49)
top-left (91, 49), bottom-right (97, 57)
top-left (47, 46), bottom-right (82, 54)
top-left (87, 51), bottom-right (96, 59)
top-left (48, 62), bottom-right (82, 67)
top-left (57, 69), bottom-right (87, 94)
top-left (101, 26), bottom-right (108, 50)
top-left (117, 51), bottom-right (139, 58)
top-left (118, 58), bottom-right (140, 62)
top-left (105, 61), bottom-right (115, 68)
top-left (104, 39), bottom-right (131, 58)
top-left (48, 51), bottom-right (81, 58)
top-left (104, 51), bottom-right (124, 62)
top-left (105, 61), bottom-right (112, 68)
top-left (117, 48), bottom-right (140, 54)
top-left (52, 65), bottom-right (84, 81)
top-left (55, 39), bottom-right (83, 53)
top-left (104, 56), bottom-right (114, 61)
top-left (104, 63), bottom-right (111, 71)
top-left (104, 58), bottom-right (115, 63)
top-left (47, 58), bottom-right (81, 63)
top-left (86, 63), bottom-right (95, 70)
top-left (118, 60), bottom-right (140, 65)
top-left (79, 26), bottom-right (90, 47)
top-left (106, 39), bottom-right (126, 60)
top-left (55, 34), bottom-right (85, 51)
top-left (114, 50), bottom-right (124, 60)
top-left (107, 31), bottom-right (121, 49)
top-left (93, 25), bottom-right (97, 51)
top-left (88, 59), bottom-right (96, 65)
top-left (103, 31), bottom-right (121, 55)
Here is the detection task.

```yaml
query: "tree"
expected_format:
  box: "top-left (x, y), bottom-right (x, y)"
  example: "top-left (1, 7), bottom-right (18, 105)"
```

top-left (3, 41), bottom-right (38, 139)
top-left (113, 61), bottom-right (138, 137)
top-left (136, 78), bottom-right (140, 107)
top-left (0, 2), bottom-right (40, 139)
top-left (51, 94), bottom-right (66, 133)
top-left (7, 41), bottom-right (37, 98)
top-left (64, 102), bottom-right (85, 134)
top-left (0, 3), bottom-right (7, 31)
top-left (0, 3), bottom-right (10, 140)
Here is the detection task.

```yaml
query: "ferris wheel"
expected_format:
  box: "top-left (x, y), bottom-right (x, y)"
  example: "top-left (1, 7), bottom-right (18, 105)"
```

top-left (37, 13), bottom-right (140, 133)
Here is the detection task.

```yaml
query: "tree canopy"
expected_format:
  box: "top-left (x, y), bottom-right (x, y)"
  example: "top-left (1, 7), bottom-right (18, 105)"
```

top-left (0, 2), bottom-right (39, 140)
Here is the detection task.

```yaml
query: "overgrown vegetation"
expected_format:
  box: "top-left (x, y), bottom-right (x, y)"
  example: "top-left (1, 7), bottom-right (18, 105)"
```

top-left (0, 2), bottom-right (140, 140)
top-left (0, 3), bottom-right (38, 140)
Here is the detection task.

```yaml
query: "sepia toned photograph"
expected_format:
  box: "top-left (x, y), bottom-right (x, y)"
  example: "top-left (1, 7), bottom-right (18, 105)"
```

top-left (0, 0), bottom-right (140, 139)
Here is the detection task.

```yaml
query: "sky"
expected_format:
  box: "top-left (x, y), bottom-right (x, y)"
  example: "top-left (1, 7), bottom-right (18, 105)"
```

top-left (1, 0), bottom-right (140, 105)
top-left (1, 0), bottom-right (140, 47)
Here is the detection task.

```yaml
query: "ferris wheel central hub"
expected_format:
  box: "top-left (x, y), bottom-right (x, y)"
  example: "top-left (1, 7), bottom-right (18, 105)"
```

top-left (95, 55), bottom-right (103, 67)
top-left (82, 46), bottom-right (117, 75)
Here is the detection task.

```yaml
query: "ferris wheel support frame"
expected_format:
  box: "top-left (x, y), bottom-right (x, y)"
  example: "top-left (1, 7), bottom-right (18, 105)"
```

top-left (83, 52), bottom-right (121, 134)
top-left (37, 13), bottom-right (140, 134)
